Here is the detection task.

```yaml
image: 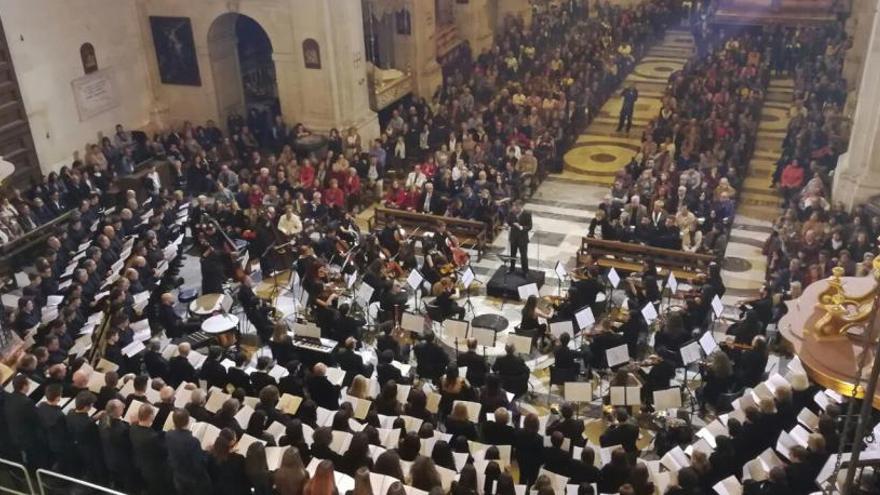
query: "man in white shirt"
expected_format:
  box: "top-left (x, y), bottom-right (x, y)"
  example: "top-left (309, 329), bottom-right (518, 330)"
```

top-left (277, 204), bottom-right (303, 237)
top-left (405, 164), bottom-right (427, 189)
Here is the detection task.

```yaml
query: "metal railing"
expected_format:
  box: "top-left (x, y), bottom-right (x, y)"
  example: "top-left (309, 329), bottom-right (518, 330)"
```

top-left (35, 470), bottom-right (123, 495)
top-left (0, 457), bottom-right (34, 495)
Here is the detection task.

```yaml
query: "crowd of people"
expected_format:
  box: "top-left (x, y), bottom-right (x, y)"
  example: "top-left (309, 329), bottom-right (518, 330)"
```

top-left (587, 2), bottom-right (768, 257)
top-left (0, 1), bottom-right (876, 495)
top-left (762, 20), bottom-right (875, 299)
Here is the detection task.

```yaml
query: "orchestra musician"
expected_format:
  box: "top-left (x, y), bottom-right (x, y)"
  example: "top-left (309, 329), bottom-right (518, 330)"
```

top-left (303, 262), bottom-right (341, 332)
top-left (431, 277), bottom-right (465, 321)
top-left (378, 220), bottom-right (403, 259)
top-left (518, 295), bottom-right (552, 352)
top-left (238, 275), bottom-right (274, 341)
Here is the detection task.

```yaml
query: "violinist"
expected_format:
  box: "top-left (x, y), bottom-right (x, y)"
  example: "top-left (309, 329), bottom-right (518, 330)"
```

top-left (519, 295), bottom-right (552, 352)
top-left (421, 247), bottom-right (449, 289)
top-left (432, 277), bottom-right (465, 320)
top-left (304, 262), bottom-right (340, 332)
top-left (378, 220), bottom-right (402, 259)
top-left (362, 259), bottom-right (392, 306)
top-left (571, 266), bottom-right (605, 312)
top-left (295, 245), bottom-right (318, 281)
top-left (653, 311), bottom-right (689, 365)
top-left (337, 211), bottom-right (361, 246)
top-left (316, 227), bottom-right (345, 262)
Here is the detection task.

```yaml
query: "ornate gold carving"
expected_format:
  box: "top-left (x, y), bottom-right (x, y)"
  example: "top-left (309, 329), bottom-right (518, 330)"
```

top-left (810, 262), bottom-right (880, 339)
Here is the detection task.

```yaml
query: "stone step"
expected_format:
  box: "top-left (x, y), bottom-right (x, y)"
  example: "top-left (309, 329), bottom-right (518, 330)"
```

top-left (735, 204), bottom-right (781, 221)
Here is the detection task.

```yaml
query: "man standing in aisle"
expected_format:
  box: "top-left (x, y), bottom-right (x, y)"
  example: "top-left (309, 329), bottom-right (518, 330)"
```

top-left (617, 85), bottom-right (639, 133)
top-left (507, 201), bottom-right (532, 276)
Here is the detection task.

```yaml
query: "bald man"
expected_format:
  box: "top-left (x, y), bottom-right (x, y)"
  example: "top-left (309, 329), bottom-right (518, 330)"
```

top-left (168, 342), bottom-right (197, 388)
top-left (157, 293), bottom-right (199, 338)
top-left (99, 399), bottom-right (135, 491)
top-left (129, 403), bottom-right (174, 494)
top-left (151, 386), bottom-right (176, 432)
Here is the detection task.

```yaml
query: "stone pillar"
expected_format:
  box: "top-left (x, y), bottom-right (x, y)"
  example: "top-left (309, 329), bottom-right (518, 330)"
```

top-left (454, 0), bottom-right (494, 55)
top-left (392, 0), bottom-right (442, 99)
top-left (843, 0), bottom-right (878, 114)
top-left (272, 51), bottom-right (299, 127)
top-left (494, 0), bottom-right (532, 31)
top-left (289, 0), bottom-right (379, 141)
top-left (832, 3), bottom-right (880, 210)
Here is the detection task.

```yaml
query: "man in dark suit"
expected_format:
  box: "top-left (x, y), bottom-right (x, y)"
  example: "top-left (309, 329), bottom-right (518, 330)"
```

top-left (335, 337), bottom-right (373, 387)
top-left (376, 349), bottom-right (411, 386)
top-left (249, 356), bottom-right (278, 393)
top-left (198, 346), bottom-right (229, 390)
top-left (553, 333), bottom-right (587, 382)
top-left (151, 386), bottom-right (176, 432)
top-left (157, 293), bottom-right (200, 338)
top-left (507, 201), bottom-right (532, 275)
top-left (543, 431), bottom-right (573, 476)
top-left (89, 368), bottom-right (115, 403)
top-left (66, 391), bottom-right (106, 481)
top-left (482, 406), bottom-right (516, 446)
top-left (492, 343), bottom-right (529, 377)
top-left (599, 408), bottom-right (640, 456)
top-left (143, 312), bottom-right (168, 349)
top-left (418, 182), bottom-right (442, 214)
top-left (548, 402), bottom-right (587, 448)
top-left (36, 383), bottom-right (69, 470)
top-left (165, 409), bottom-right (212, 494)
top-left (123, 374), bottom-right (151, 408)
top-left (98, 399), bottom-right (136, 492)
top-left (167, 342), bottom-right (197, 387)
top-left (4, 374), bottom-right (47, 467)
top-left (306, 362), bottom-right (340, 410)
top-left (184, 389), bottom-right (215, 423)
top-left (129, 403), bottom-right (173, 495)
top-left (413, 331), bottom-right (449, 383)
top-left (457, 338), bottom-right (489, 388)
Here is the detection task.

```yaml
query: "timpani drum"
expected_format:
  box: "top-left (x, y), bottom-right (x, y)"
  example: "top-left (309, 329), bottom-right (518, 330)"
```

top-left (189, 293), bottom-right (233, 317)
top-left (201, 314), bottom-right (240, 348)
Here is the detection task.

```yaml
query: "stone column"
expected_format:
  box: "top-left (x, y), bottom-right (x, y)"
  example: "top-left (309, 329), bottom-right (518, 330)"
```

top-left (832, 2), bottom-right (880, 210)
top-left (843, 0), bottom-right (878, 114)
top-left (390, 0), bottom-right (442, 99)
top-left (272, 51), bottom-right (299, 127)
top-left (454, 0), bottom-right (494, 55)
top-left (288, 0), bottom-right (379, 141)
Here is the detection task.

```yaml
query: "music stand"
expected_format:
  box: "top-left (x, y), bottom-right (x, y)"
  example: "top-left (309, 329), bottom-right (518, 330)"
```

top-left (459, 266), bottom-right (478, 317)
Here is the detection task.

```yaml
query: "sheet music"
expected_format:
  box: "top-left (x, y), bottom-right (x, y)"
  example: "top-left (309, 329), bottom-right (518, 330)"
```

top-left (608, 267), bottom-right (620, 288)
top-left (563, 382), bottom-right (592, 402)
top-left (641, 302), bottom-right (658, 323)
top-left (401, 311), bottom-right (426, 334)
top-left (605, 344), bottom-right (630, 368)
top-left (653, 388), bottom-right (682, 410)
top-left (574, 306), bottom-right (595, 330)
top-left (406, 269), bottom-right (424, 291)
top-left (472, 326), bottom-right (496, 347)
top-left (517, 283), bottom-right (539, 300)
top-left (554, 261), bottom-right (567, 280)
top-left (549, 320), bottom-right (573, 339)
top-left (507, 334), bottom-right (532, 354)
top-left (460, 267), bottom-right (475, 288)
top-left (711, 295), bottom-right (724, 318)
top-left (667, 272), bottom-right (678, 294)
top-left (445, 319), bottom-right (469, 340)
top-left (680, 341), bottom-right (702, 365)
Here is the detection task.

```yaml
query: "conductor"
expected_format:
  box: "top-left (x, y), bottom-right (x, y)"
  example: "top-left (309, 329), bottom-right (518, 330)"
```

top-left (507, 201), bottom-right (532, 276)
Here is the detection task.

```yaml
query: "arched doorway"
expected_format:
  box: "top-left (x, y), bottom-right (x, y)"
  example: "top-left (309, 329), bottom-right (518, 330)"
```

top-left (207, 13), bottom-right (279, 129)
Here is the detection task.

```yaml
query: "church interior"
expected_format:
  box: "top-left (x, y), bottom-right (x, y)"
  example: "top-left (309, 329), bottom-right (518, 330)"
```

top-left (1, 0), bottom-right (880, 494)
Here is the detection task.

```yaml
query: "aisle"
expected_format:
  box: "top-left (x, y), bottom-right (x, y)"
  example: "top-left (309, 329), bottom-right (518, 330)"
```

top-left (560, 29), bottom-right (694, 185)
top-left (720, 77), bottom-right (794, 301)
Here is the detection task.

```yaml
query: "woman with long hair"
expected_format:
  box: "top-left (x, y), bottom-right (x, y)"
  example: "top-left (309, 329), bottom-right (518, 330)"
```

top-left (438, 364), bottom-right (472, 417)
top-left (450, 463), bottom-right (478, 495)
top-left (275, 447), bottom-right (310, 495)
top-left (348, 375), bottom-right (371, 400)
top-left (373, 450), bottom-right (405, 481)
top-left (518, 294), bottom-right (552, 351)
top-left (244, 442), bottom-right (272, 495)
top-left (444, 401), bottom-right (478, 441)
top-left (303, 459), bottom-right (337, 495)
top-left (349, 467), bottom-right (373, 495)
top-left (207, 428), bottom-right (251, 495)
top-left (373, 381), bottom-right (402, 416)
top-left (430, 440), bottom-right (456, 471)
top-left (339, 432), bottom-right (373, 476)
top-left (409, 456), bottom-right (442, 492)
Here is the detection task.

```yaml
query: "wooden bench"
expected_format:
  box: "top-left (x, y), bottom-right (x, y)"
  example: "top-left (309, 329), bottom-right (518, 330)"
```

top-left (577, 237), bottom-right (718, 283)
top-left (368, 207), bottom-right (493, 260)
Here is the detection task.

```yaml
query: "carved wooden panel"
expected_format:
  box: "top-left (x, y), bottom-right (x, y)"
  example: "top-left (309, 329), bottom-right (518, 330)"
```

top-left (0, 16), bottom-right (40, 188)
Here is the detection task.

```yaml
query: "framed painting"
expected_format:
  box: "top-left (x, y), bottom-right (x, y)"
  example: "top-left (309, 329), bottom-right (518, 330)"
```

top-left (149, 16), bottom-right (201, 86)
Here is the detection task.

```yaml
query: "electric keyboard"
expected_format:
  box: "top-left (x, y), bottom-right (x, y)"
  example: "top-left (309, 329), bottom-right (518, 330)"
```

top-left (292, 336), bottom-right (337, 354)
top-left (173, 331), bottom-right (214, 350)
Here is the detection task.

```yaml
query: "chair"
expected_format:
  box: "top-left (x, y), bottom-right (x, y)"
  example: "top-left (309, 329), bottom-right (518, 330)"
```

top-left (716, 387), bottom-right (745, 414)
top-left (425, 302), bottom-right (445, 325)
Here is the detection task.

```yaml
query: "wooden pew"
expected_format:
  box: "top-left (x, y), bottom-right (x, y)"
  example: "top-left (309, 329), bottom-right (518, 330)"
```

top-left (368, 207), bottom-right (492, 261)
top-left (577, 237), bottom-right (718, 282)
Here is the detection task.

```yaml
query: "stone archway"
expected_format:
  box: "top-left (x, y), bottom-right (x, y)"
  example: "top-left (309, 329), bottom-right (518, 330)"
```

top-left (207, 12), bottom-right (279, 127)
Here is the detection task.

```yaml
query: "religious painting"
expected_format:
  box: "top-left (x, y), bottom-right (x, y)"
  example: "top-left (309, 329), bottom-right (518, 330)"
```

top-left (149, 16), bottom-right (202, 86)
top-left (80, 43), bottom-right (98, 74)
top-left (303, 39), bottom-right (321, 69)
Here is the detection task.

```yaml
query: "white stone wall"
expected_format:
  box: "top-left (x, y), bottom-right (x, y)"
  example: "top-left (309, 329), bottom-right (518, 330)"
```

top-left (0, 0), bottom-right (153, 173)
